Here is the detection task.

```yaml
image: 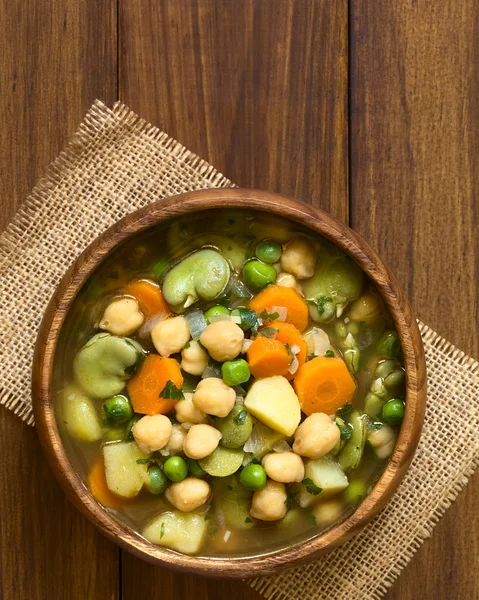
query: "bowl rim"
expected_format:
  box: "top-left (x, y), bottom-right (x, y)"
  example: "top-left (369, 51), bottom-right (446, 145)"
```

top-left (32, 188), bottom-right (427, 578)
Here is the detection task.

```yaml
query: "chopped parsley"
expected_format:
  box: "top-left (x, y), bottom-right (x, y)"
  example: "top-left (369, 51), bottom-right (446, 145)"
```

top-left (325, 349), bottom-right (335, 358)
top-left (245, 517), bottom-right (253, 523)
top-left (307, 353), bottom-right (316, 361)
top-left (204, 515), bottom-right (211, 521)
top-left (234, 409), bottom-right (248, 425)
top-left (136, 457), bottom-right (153, 465)
top-left (183, 341), bottom-right (191, 349)
top-left (259, 309), bottom-right (279, 321)
top-left (227, 245), bottom-right (233, 251)
top-left (302, 478), bottom-right (322, 495)
top-left (285, 490), bottom-right (299, 510)
top-left (259, 327), bottom-right (279, 339)
top-left (159, 380), bottom-right (185, 401)
top-left (306, 509), bottom-right (317, 526)
top-left (337, 421), bottom-right (353, 440)
top-left (307, 295), bottom-right (332, 315)
top-left (166, 413), bottom-right (178, 425)
top-left (285, 343), bottom-right (292, 355)
top-left (336, 403), bottom-right (352, 417)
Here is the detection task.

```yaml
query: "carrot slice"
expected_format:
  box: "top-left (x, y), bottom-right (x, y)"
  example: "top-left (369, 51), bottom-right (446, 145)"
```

top-left (293, 356), bottom-right (356, 415)
top-left (249, 285), bottom-right (309, 332)
top-left (88, 454), bottom-right (127, 509)
top-left (247, 336), bottom-right (292, 379)
top-left (123, 279), bottom-right (170, 319)
top-left (268, 320), bottom-right (308, 381)
top-left (127, 354), bottom-right (183, 415)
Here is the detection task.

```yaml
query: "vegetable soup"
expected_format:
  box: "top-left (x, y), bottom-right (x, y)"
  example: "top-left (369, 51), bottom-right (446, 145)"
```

top-left (54, 210), bottom-right (405, 557)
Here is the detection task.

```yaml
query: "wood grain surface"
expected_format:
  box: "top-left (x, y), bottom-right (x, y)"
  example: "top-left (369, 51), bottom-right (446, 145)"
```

top-left (0, 0), bottom-right (477, 599)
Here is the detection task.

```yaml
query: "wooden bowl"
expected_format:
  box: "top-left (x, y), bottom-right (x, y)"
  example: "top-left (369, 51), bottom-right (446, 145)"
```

top-left (32, 188), bottom-right (426, 578)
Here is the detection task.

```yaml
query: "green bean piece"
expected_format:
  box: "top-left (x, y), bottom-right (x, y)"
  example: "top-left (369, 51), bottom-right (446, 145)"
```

top-left (255, 239), bottom-right (282, 264)
top-left (102, 395), bottom-right (133, 426)
top-left (364, 392), bottom-right (386, 420)
top-left (163, 456), bottom-right (188, 482)
top-left (384, 369), bottom-right (405, 389)
top-left (382, 399), bottom-right (405, 424)
top-left (375, 359), bottom-right (396, 379)
top-left (243, 259), bottom-right (276, 291)
top-left (204, 305), bottom-right (230, 322)
top-left (215, 405), bottom-right (253, 449)
top-left (199, 447), bottom-right (244, 477)
top-left (146, 466), bottom-right (168, 495)
top-left (162, 249), bottom-right (231, 312)
top-left (338, 411), bottom-right (368, 472)
top-left (377, 330), bottom-right (400, 359)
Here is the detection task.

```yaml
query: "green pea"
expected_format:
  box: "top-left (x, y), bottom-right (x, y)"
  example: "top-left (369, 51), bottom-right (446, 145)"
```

top-left (204, 305), bottom-right (230, 322)
top-left (102, 395), bottom-right (133, 425)
top-left (344, 480), bottom-right (367, 504)
top-left (255, 239), bottom-right (282, 264)
top-left (382, 399), bottom-right (405, 424)
top-left (377, 330), bottom-right (400, 358)
top-left (163, 456), bottom-right (188, 482)
top-left (124, 414), bottom-right (142, 441)
top-left (240, 464), bottom-right (267, 491)
top-left (146, 466), bottom-right (167, 495)
top-left (186, 458), bottom-right (206, 478)
top-left (216, 405), bottom-right (253, 449)
top-left (221, 359), bottom-right (251, 386)
top-left (230, 307), bottom-right (258, 331)
top-left (243, 259), bottom-right (276, 291)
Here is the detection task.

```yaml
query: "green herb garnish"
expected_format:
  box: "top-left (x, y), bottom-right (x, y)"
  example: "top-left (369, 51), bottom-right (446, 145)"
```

top-left (245, 517), bottom-right (253, 523)
top-left (260, 309), bottom-right (279, 321)
top-left (259, 327), bottom-right (279, 339)
top-left (336, 403), bottom-right (352, 416)
top-left (136, 457), bottom-right (153, 465)
top-left (204, 515), bottom-right (211, 521)
top-left (325, 349), bottom-right (335, 358)
top-left (159, 380), bottom-right (185, 401)
top-left (234, 409), bottom-right (248, 425)
top-left (285, 343), bottom-right (292, 355)
top-left (183, 341), bottom-right (191, 349)
top-left (337, 422), bottom-right (352, 440)
top-left (307, 295), bottom-right (332, 315)
top-left (302, 478), bottom-right (322, 495)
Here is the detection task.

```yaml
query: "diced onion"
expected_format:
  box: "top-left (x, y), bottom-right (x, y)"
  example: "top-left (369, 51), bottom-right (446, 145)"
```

top-left (185, 309), bottom-right (207, 340)
top-left (288, 353), bottom-right (299, 375)
top-left (291, 344), bottom-right (301, 356)
top-left (201, 364), bottom-right (221, 379)
top-left (159, 447), bottom-right (170, 457)
top-left (312, 327), bottom-right (331, 356)
top-left (242, 453), bottom-right (254, 467)
top-left (272, 440), bottom-right (292, 452)
top-left (233, 384), bottom-right (246, 396)
top-left (271, 306), bottom-right (288, 322)
top-left (226, 274), bottom-right (253, 299)
top-left (138, 312), bottom-right (168, 338)
top-left (235, 396), bottom-right (245, 405)
top-left (241, 339), bottom-right (254, 353)
top-left (223, 530), bottom-right (232, 543)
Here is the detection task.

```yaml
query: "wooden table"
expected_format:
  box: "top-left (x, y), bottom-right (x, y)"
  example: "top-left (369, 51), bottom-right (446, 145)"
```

top-left (1, 1), bottom-right (477, 598)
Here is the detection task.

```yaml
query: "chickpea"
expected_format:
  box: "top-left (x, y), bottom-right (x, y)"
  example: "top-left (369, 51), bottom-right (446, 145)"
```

top-left (250, 480), bottom-right (287, 521)
top-left (175, 392), bottom-right (208, 424)
top-left (280, 237), bottom-right (317, 279)
top-left (132, 414), bottom-right (172, 455)
top-left (151, 316), bottom-right (190, 357)
top-left (276, 272), bottom-right (303, 294)
top-left (99, 297), bottom-right (144, 336)
top-left (293, 413), bottom-right (340, 459)
top-left (312, 500), bottom-right (343, 527)
top-left (166, 424), bottom-right (187, 454)
top-left (184, 424), bottom-right (222, 459)
top-left (368, 424), bottom-right (396, 459)
top-left (192, 377), bottom-right (236, 418)
top-left (165, 478), bottom-right (211, 512)
top-left (181, 340), bottom-right (209, 376)
top-left (262, 452), bottom-right (305, 483)
top-left (199, 321), bottom-right (244, 362)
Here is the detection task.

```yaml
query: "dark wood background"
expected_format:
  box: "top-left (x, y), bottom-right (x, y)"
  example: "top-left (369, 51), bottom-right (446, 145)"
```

top-left (1, 1), bottom-right (478, 598)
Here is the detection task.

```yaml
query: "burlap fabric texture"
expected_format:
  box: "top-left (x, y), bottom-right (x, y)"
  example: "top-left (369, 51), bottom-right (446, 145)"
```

top-left (0, 101), bottom-right (478, 599)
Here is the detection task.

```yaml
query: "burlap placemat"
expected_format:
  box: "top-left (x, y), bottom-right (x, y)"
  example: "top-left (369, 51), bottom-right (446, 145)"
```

top-left (1, 101), bottom-right (478, 599)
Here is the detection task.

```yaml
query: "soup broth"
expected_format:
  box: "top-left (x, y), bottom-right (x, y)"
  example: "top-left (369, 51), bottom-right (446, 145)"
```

top-left (54, 209), bottom-right (405, 557)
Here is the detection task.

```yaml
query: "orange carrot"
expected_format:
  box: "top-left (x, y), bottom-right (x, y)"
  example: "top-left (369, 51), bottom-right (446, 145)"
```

top-left (268, 320), bottom-right (308, 381)
top-left (293, 356), bottom-right (356, 415)
top-left (88, 454), bottom-right (126, 509)
top-left (247, 336), bottom-right (292, 379)
top-left (127, 354), bottom-right (183, 415)
top-left (124, 279), bottom-right (170, 319)
top-left (249, 285), bottom-right (309, 332)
